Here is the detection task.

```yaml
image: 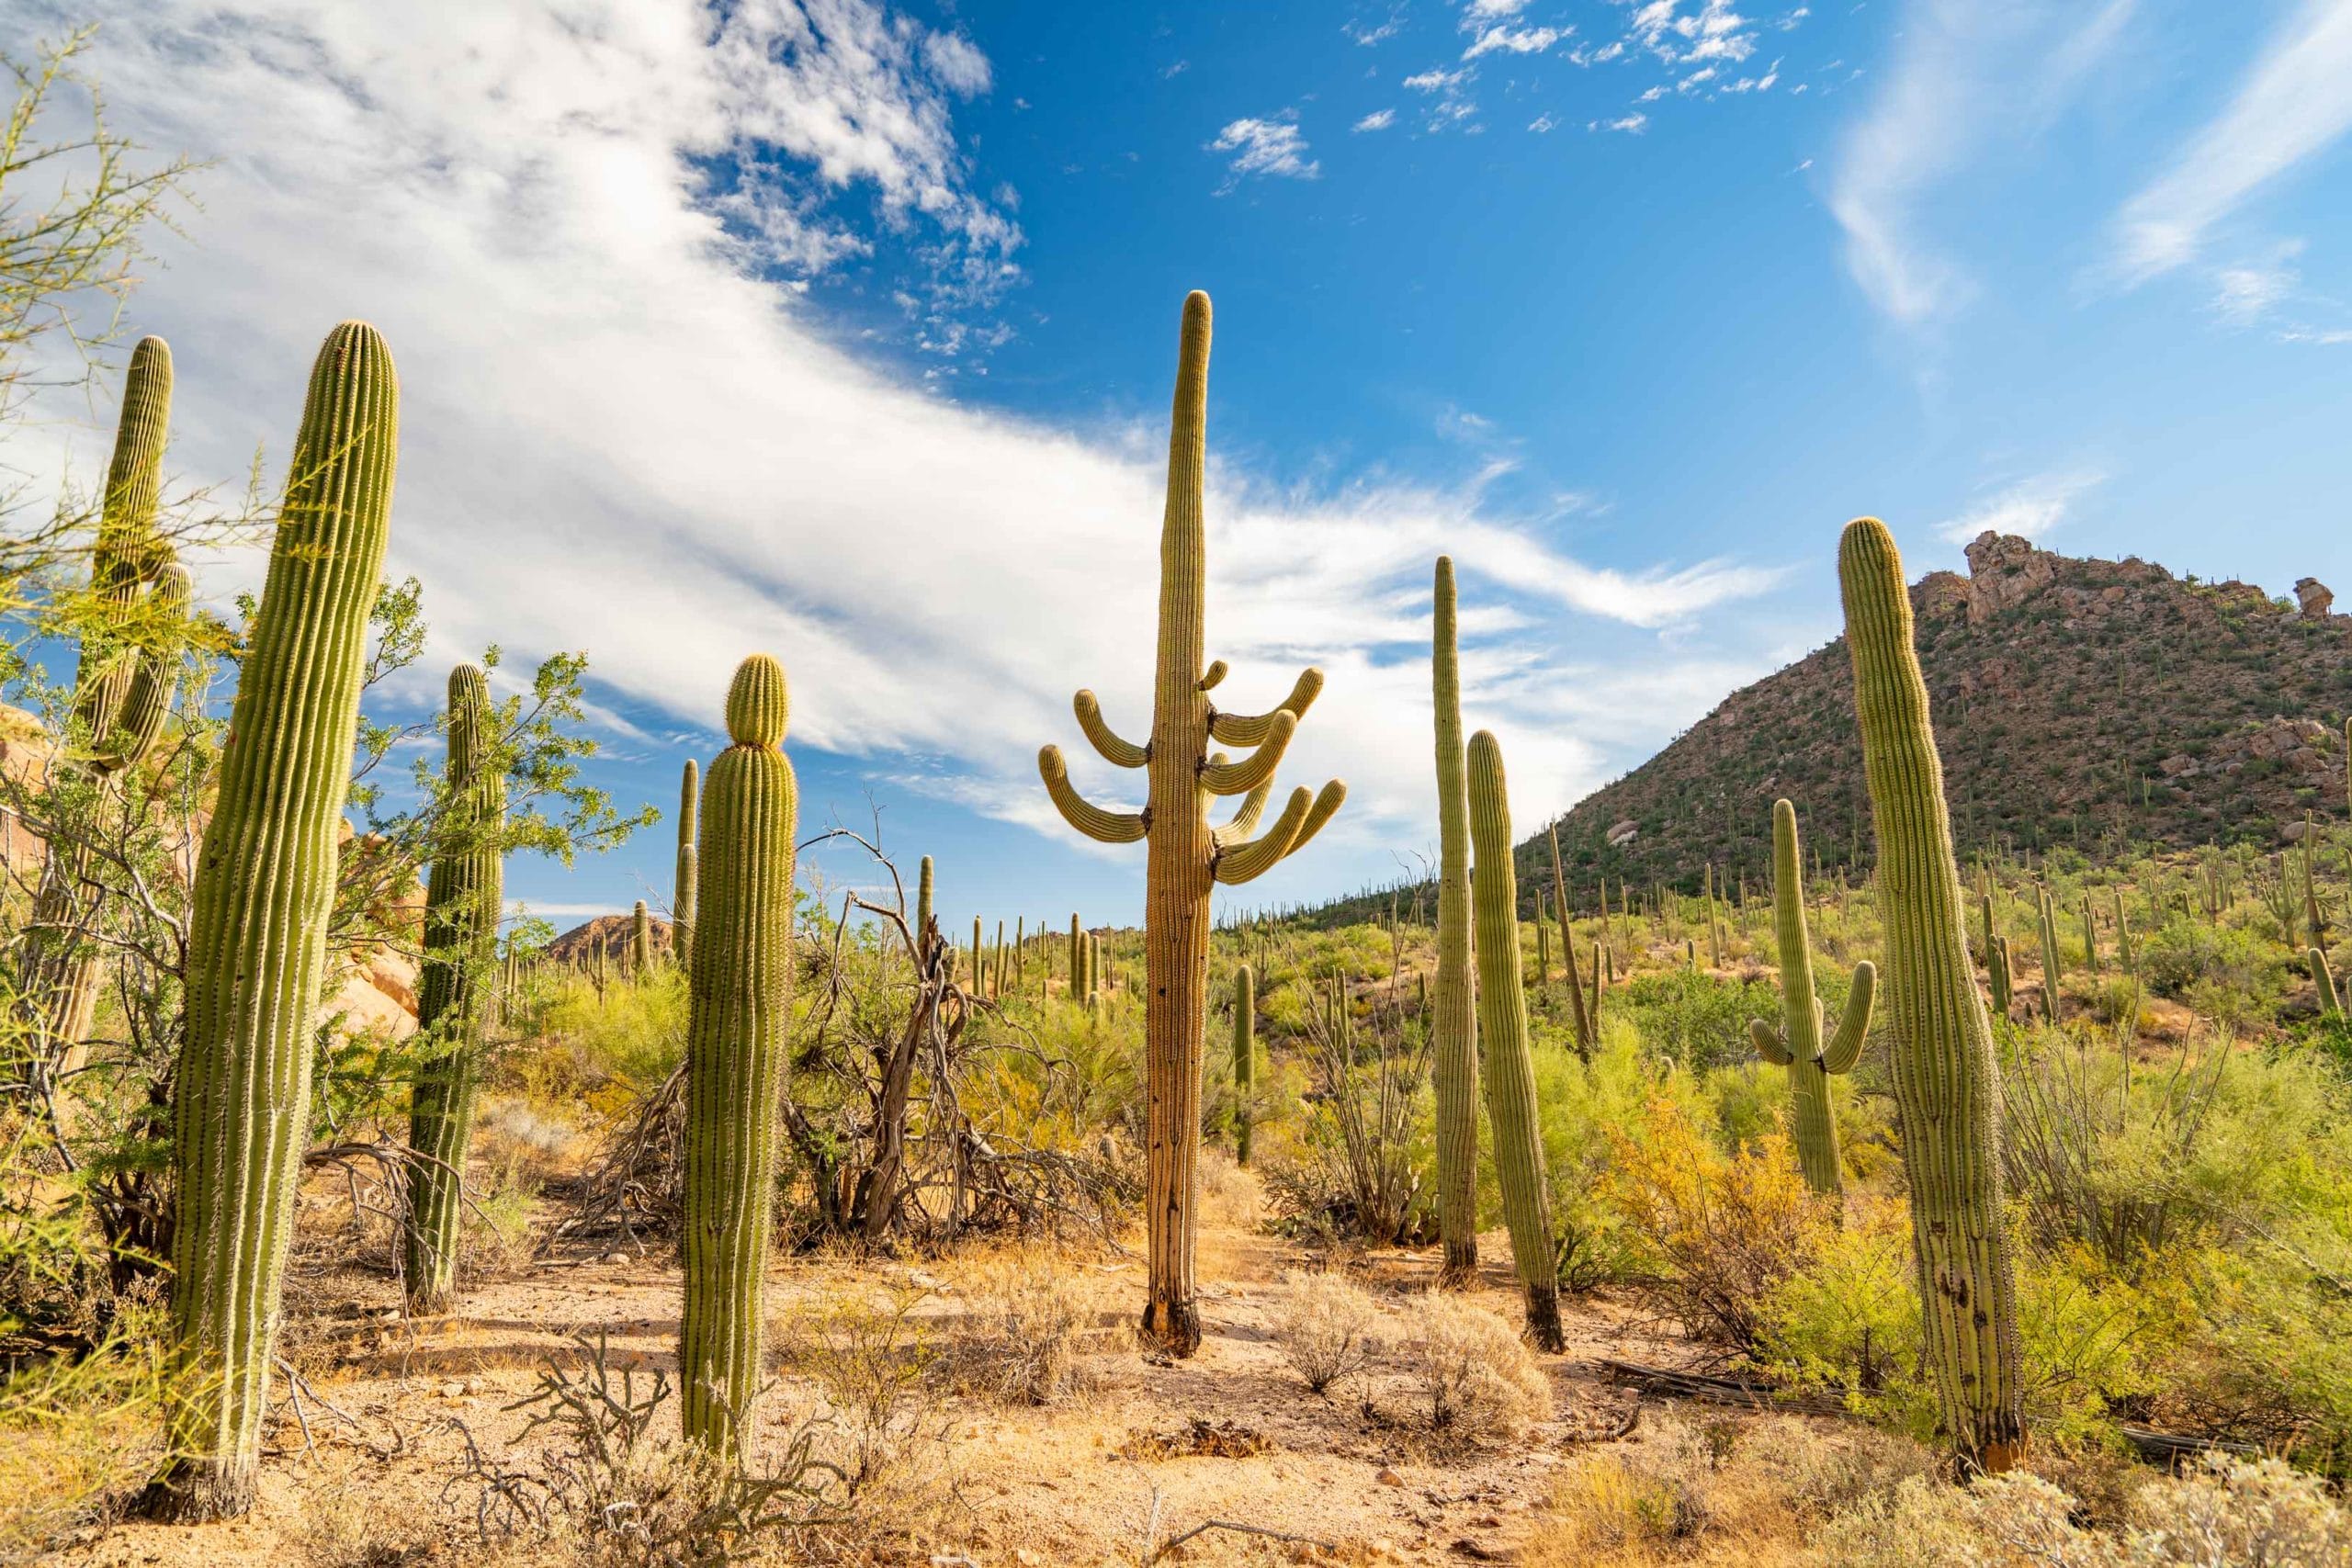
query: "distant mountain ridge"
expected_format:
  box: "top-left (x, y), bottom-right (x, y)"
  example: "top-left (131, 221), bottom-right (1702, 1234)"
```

top-left (1315, 531), bottom-right (2352, 924)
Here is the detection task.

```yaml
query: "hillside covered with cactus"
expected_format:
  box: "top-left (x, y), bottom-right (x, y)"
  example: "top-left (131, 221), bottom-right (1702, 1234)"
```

top-left (1531, 531), bottom-right (2352, 900)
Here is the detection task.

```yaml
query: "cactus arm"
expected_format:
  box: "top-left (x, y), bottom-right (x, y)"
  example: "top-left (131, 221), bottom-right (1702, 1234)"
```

top-left (1209, 667), bottom-right (1324, 746)
top-left (96, 560), bottom-right (191, 773)
top-left (1074, 690), bottom-right (1149, 769)
top-left (1820, 960), bottom-right (1876, 1074)
top-left (1211, 785), bottom-right (1311, 885)
top-left (1199, 709), bottom-right (1295, 795)
top-left (1284, 778), bottom-right (1346, 855)
top-left (1213, 767), bottom-right (1277, 846)
top-left (1038, 745), bottom-right (1147, 843)
top-left (1751, 1018), bottom-right (1792, 1065)
top-left (1199, 659), bottom-right (1227, 691)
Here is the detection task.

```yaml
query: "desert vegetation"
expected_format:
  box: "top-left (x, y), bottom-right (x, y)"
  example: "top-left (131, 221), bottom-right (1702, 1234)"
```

top-left (5, 32), bottom-right (2352, 1568)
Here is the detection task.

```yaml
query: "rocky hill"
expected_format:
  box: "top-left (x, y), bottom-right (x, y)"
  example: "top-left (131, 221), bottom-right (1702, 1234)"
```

top-left (1532, 532), bottom-right (2352, 901)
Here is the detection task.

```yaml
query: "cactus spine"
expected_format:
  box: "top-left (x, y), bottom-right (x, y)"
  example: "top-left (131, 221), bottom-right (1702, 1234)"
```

top-left (1466, 731), bottom-right (1563, 1350)
top-left (631, 899), bottom-right (653, 976)
top-left (1430, 556), bottom-right (1480, 1287)
top-left (403, 665), bottom-right (506, 1313)
top-left (1839, 516), bottom-right (2026, 1473)
top-left (680, 656), bottom-right (797, 1460)
top-left (148, 323), bottom-right (398, 1520)
top-left (674, 760), bottom-right (699, 973)
top-left (1747, 799), bottom-right (1875, 1195)
top-left (1232, 964), bottom-right (1255, 1166)
top-left (1036, 292), bottom-right (1344, 1353)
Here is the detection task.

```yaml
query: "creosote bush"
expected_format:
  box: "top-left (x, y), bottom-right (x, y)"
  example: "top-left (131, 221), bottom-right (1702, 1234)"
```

top-left (956, 1252), bottom-right (1095, 1407)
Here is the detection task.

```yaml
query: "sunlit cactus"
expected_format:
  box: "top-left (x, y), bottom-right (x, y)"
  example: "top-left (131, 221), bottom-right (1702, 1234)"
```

top-left (1466, 731), bottom-right (1563, 1350)
top-left (674, 760), bottom-right (699, 972)
top-left (148, 322), bottom-right (399, 1521)
top-left (1035, 292), bottom-right (1344, 1354)
top-left (1839, 515), bottom-right (2026, 1474)
top-left (680, 655), bottom-right (797, 1460)
top-left (1747, 799), bottom-right (1875, 1195)
top-left (2312, 948), bottom-right (2344, 1018)
top-left (404, 664), bottom-right (507, 1314)
top-left (631, 898), bottom-right (653, 976)
top-left (1430, 556), bottom-right (1479, 1286)
top-left (1232, 964), bottom-right (1256, 1167)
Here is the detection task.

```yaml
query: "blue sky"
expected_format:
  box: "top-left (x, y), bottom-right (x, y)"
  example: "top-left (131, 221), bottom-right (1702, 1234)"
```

top-left (21, 0), bottom-right (2352, 936)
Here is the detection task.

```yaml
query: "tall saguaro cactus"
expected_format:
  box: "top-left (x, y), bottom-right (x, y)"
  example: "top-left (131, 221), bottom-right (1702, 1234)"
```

top-left (1232, 964), bottom-right (1256, 1166)
top-left (916, 855), bottom-right (934, 936)
top-left (674, 760), bottom-right (699, 972)
top-left (1466, 731), bottom-right (1563, 1350)
top-left (17, 337), bottom-right (184, 1089)
top-left (1747, 799), bottom-right (1875, 1195)
top-left (1430, 556), bottom-right (1479, 1286)
top-left (1839, 516), bottom-right (2026, 1473)
top-left (1037, 291), bottom-right (1344, 1354)
top-left (147, 322), bottom-right (399, 1521)
top-left (680, 655), bottom-right (797, 1459)
top-left (404, 665), bottom-right (507, 1313)
top-left (631, 899), bottom-right (653, 976)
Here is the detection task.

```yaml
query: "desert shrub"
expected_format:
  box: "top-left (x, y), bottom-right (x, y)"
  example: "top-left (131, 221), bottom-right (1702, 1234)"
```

top-left (1621, 970), bottom-right (1783, 1071)
top-left (1405, 1292), bottom-right (1552, 1443)
top-left (1261, 987), bottom-right (1432, 1247)
top-left (2139, 917), bottom-right (2282, 1015)
top-left (782, 1286), bottom-right (945, 1496)
top-left (1756, 1190), bottom-right (1936, 1425)
top-left (1533, 1028), bottom-right (1691, 1293)
top-left (1272, 1269), bottom-right (1380, 1395)
top-left (0, 1328), bottom-right (164, 1562)
top-left (537, 966), bottom-right (689, 1090)
top-left (1603, 1102), bottom-right (1831, 1353)
top-left (1542, 1411), bottom-right (1725, 1552)
top-left (955, 1253), bottom-right (1093, 1406)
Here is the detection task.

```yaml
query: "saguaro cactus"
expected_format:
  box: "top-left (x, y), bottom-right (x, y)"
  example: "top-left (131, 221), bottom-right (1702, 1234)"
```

top-left (17, 337), bottom-right (183, 1088)
top-left (404, 665), bottom-right (507, 1314)
top-left (2036, 885), bottom-right (2062, 1021)
top-left (631, 899), bottom-right (653, 976)
top-left (1037, 291), bottom-right (1344, 1353)
top-left (1430, 556), bottom-right (1479, 1286)
top-left (1232, 964), bottom-right (1256, 1167)
top-left (2312, 948), bottom-right (2344, 1018)
top-left (148, 322), bottom-right (398, 1520)
top-left (1466, 731), bottom-right (1563, 1350)
top-left (674, 760), bottom-right (699, 972)
top-left (1551, 827), bottom-right (1595, 1056)
top-left (680, 655), bottom-right (797, 1460)
top-left (916, 855), bottom-right (934, 935)
top-left (1747, 799), bottom-right (1875, 1195)
top-left (1839, 516), bottom-right (2026, 1472)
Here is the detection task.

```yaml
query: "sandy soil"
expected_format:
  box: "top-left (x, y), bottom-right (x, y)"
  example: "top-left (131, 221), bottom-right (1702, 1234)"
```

top-left (65, 1182), bottom-right (1685, 1568)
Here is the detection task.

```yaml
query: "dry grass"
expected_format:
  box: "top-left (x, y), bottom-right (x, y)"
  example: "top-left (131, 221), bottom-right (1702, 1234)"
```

top-left (952, 1248), bottom-right (1097, 1406)
top-left (1406, 1291), bottom-right (1554, 1444)
top-left (1272, 1268), bottom-right (1382, 1395)
top-left (0, 1337), bottom-right (164, 1564)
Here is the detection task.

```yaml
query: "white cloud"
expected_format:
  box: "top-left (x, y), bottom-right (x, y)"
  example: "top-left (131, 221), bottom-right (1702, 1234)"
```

top-left (1465, 0), bottom-right (1531, 17)
top-left (1528, 113), bottom-right (1559, 132)
top-left (1209, 116), bottom-right (1320, 189)
top-left (1935, 470), bottom-right (2107, 543)
top-left (1353, 107), bottom-right (1398, 131)
top-left (1464, 25), bottom-right (1564, 60)
top-left (1404, 67), bottom-right (1471, 92)
top-left (2210, 243), bottom-right (2302, 325)
top-left (1347, 13), bottom-right (1407, 46)
top-left (921, 31), bottom-right (992, 96)
top-left (1826, 0), bottom-right (2139, 326)
top-left (2108, 0), bottom-right (2352, 286)
top-left (28, 0), bottom-right (1786, 888)
top-left (1590, 113), bottom-right (1649, 133)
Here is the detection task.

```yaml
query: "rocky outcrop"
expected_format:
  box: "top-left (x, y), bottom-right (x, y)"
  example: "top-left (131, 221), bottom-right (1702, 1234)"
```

top-left (1963, 531), bottom-right (2060, 624)
top-left (2297, 578), bottom-right (2334, 620)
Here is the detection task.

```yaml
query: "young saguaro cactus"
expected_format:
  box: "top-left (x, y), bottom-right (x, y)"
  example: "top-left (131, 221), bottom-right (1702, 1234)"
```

top-left (1037, 291), bottom-right (1344, 1354)
top-left (915, 855), bottom-right (934, 936)
top-left (1839, 516), bottom-right (2026, 1473)
top-left (1430, 556), bottom-right (1480, 1286)
top-left (147, 322), bottom-right (399, 1521)
top-left (1466, 731), bottom-right (1564, 1350)
top-left (680, 655), bottom-right (797, 1460)
top-left (404, 665), bottom-right (507, 1314)
top-left (1747, 799), bottom-right (1876, 1195)
top-left (631, 899), bottom-right (653, 977)
top-left (674, 760), bottom-right (699, 973)
top-left (1231, 964), bottom-right (1256, 1167)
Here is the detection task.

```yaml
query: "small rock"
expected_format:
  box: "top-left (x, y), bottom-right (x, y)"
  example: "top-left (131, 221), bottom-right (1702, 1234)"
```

top-left (438, 1381), bottom-right (465, 1399)
top-left (1015, 1551), bottom-right (1042, 1566)
top-left (1376, 1467), bottom-right (1405, 1487)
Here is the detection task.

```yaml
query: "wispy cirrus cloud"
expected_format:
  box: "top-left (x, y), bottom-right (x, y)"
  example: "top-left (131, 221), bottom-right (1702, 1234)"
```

top-left (2106, 0), bottom-right (2352, 288)
top-left (1353, 107), bottom-right (1398, 131)
top-left (1935, 469), bottom-right (2107, 543)
top-left (1827, 0), bottom-right (2141, 326)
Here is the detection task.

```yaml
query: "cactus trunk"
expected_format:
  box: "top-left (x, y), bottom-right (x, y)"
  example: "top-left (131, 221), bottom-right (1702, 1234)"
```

top-left (1232, 964), bottom-right (1255, 1167)
top-left (1036, 293), bottom-right (1340, 1353)
top-left (1466, 732), bottom-right (1562, 1349)
top-left (1838, 516), bottom-right (2026, 1473)
top-left (680, 657), bottom-right (797, 1460)
top-left (147, 323), bottom-right (398, 1520)
top-left (404, 665), bottom-right (506, 1314)
top-left (1748, 799), bottom-right (1874, 1195)
top-left (1430, 557), bottom-right (1480, 1287)
top-left (674, 760), bottom-right (699, 973)
top-left (631, 899), bottom-right (653, 976)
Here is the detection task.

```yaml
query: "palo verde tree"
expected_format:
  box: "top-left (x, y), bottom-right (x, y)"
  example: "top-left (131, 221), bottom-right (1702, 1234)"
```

top-left (1037, 290), bottom-right (1344, 1354)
